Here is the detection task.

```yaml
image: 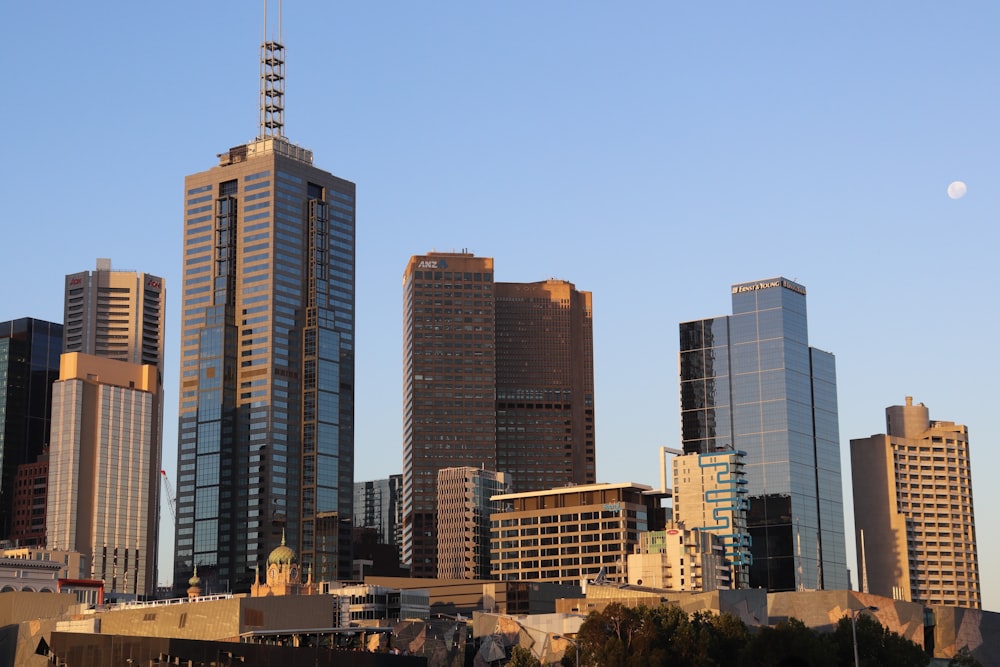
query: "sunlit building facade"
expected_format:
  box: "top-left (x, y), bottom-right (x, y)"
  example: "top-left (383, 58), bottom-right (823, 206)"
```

top-left (678, 277), bottom-right (847, 592)
top-left (402, 252), bottom-right (595, 577)
top-left (851, 397), bottom-right (980, 608)
top-left (46, 353), bottom-right (159, 598)
top-left (437, 467), bottom-right (510, 580)
top-left (175, 135), bottom-right (356, 593)
top-left (63, 258), bottom-right (165, 376)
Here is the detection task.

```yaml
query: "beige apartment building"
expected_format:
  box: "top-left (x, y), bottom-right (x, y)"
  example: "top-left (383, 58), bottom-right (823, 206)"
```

top-left (670, 448), bottom-right (751, 588)
top-left (627, 525), bottom-right (730, 591)
top-left (490, 482), bottom-right (667, 585)
top-left (46, 353), bottom-right (161, 598)
top-left (437, 467), bottom-right (510, 580)
top-left (64, 258), bottom-right (165, 374)
top-left (851, 397), bottom-right (980, 608)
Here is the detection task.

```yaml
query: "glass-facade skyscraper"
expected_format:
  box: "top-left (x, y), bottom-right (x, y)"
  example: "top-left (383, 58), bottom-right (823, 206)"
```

top-left (175, 135), bottom-right (355, 594)
top-left (0, 318), bottom-right (63, 540)
top-left (679, 277), bottom-right (847, 591)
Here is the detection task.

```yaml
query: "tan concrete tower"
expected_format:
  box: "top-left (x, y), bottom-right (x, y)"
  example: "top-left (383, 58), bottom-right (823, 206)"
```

top-left (851, 397), bottom-right (980, 608)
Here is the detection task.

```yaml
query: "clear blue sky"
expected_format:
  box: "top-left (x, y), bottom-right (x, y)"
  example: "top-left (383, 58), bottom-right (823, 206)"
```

top-left (4, 2), bottom-right (997, 606)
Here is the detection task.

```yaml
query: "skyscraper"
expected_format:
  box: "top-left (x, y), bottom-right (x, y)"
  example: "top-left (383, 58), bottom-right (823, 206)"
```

top-left (851, 397), bottom-right (980, 608)
top-left (174, 28), bottom-right (355, 592)
top-left (354, 475), bottom-right (403, 553)
top-left (0, 318), bottom-right (63, 540)
top-left (401, 251), bottom-right (595, 577)
top-left (47, 353), bottom-right (160, 598)
top-left (678, 277), bottom-right (847, 591)
top-left (64, 258), bottom-right (165, 375)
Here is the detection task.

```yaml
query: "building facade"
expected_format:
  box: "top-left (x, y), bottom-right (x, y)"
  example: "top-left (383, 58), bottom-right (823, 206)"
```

top-left (0, 318), bottom-right (63, 541)
top-left (671, 449), bottom-right (751, 588)
top-left (436, 467), bottom-right (510, 580)
top-left (176, 132), bottom-right (356, 593)
top-left (494, 280), bottom-right (596, 492)
top-left (489, 482), bottom-right (666, 585)
top-left (627, 525), bottom-right (730, 592)
top-left (851, 397), bottom-right (980, 608)
top-left (678, 277), bottom-right (847, 592)
top-left (9, 451), bottom-right (48, 545)
top-left (63, 258), bottom-right (166, 376)
top-left (402, 252), bottom-right (595, 577)
top-left (46, 353), bottom-right (160, 597)
top-left (353, 475), bottom-right (403, 553)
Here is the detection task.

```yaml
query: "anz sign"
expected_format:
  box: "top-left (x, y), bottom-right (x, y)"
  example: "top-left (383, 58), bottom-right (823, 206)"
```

top-left (417, 258), bottom-right (449, 270)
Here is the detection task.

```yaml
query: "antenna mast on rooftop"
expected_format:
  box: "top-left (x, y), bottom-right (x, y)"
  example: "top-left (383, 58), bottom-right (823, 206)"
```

top-left (260, 0), bottom-right (285, 139)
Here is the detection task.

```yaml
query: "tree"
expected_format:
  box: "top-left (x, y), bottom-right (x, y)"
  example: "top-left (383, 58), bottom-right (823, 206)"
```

top-left (738, 618), bottom-right (833, 667)
top-left (948, 647), bottom-right (983, 667)
top-left (828, 614), bottom-right (929, 667)
top-left (506, 645), bottom-right (541, 667)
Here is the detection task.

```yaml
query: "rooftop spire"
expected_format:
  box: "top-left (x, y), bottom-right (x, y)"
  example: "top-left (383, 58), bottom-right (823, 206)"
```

top-left (260, 0), bottom-right (285, 139)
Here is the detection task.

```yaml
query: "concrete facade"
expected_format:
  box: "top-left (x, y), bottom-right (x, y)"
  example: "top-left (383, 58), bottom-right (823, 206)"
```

top-left (46, 353), bottom-right (160, 598)
top-left (851, 397), bottom-right (980, 608)
top-left (436, 467), bottom-right (509, 580)
top-left (489, 482), bottom-right (667, 585)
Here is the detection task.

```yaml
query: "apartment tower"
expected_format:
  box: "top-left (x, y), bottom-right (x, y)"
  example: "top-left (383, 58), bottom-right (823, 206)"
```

top-left (851, 397), bottom-right (980, 608)
top-left (0, 318), bottom-right (63, 540)
top-left (63, 259), bottom-right (165, 377)
top-left (436, 467), bottom-right (510, 580)
top-left (174, 23), bottom-right (355, 593)
top-left (679, 277), bottom-right (848, 591)
top-left (402, 251), bottom-right (595, 577)
top-left (47, 353), bottom-right (160, 598)
top-left (670, 448), bottom-right (751, 588)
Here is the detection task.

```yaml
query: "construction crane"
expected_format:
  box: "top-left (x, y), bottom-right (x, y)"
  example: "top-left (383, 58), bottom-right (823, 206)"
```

top-left (161, 469), bottom-right (177, 522)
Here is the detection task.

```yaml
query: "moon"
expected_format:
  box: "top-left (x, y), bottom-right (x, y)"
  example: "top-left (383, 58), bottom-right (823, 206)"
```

top-left (947, 181), bottom-right (967, 199)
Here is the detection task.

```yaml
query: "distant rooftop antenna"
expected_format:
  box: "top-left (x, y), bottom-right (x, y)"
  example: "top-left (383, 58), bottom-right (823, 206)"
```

top-left (260, 0), bottom-right (285, 139)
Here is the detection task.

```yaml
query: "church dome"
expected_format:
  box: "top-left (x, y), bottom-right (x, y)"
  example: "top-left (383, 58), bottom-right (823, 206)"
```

top-left (268, 531), bottom-right (297, 565)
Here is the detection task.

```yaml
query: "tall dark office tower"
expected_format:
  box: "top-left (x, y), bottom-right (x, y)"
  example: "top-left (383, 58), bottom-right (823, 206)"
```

top-left (174, 25), bottom-right (355, 593)
top-left (678, 278), bottom-right (847, 592)
top-left (402, 252), bottom-right (595, 577)
top-left (0, 318), bottom-right (63, 540)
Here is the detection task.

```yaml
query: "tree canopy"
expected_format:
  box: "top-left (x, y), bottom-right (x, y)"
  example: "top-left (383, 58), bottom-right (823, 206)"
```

top-left (545, 602), bottom-right (929, 667)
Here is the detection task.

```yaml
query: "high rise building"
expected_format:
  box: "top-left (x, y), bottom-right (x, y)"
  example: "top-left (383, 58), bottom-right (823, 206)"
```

top-left (64, 259), bottom-right (165, 375)
top-left (851, 397), bottom-right (980, 608)
top-left (436, 467), bottom-right (510, 580)
top-left (670, 448), bottom-right (751, 588)
top-left (174, 27), bottom-right (356, 593)
top-left (353, 475), bottom-right (403, 553)
top-left (0, 318), bottom-right (63, 540)
top-left (495, 280), bottom-right (596, 491)
top-left (401, 252), bottom-right (595, 577)
top-left (46, 353), bottom-right (160, 597)
top-left (678, 277), bottom-right (847, 592)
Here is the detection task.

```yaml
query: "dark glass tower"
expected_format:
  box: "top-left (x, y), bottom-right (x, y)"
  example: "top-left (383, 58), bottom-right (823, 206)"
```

top-left (173, 32), bottom-right (355, 593)
top-left (0, 318), bottom-right (63, 539)
top-left (679, 278), bottom-right (847, 591)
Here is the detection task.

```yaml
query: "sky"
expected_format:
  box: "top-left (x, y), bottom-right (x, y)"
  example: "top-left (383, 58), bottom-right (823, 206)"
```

top-left (3, 2), bottom-right (997, 607)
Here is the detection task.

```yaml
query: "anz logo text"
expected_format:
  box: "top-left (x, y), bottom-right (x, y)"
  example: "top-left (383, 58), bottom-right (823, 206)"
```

top-left (417, 259), bottom-right (449, 270)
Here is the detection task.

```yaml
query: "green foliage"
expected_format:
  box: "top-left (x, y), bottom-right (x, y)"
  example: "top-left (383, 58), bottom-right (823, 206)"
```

top-left (949, 647), bottom-right (983, 667)
top-left (829, 614), bottom-right (929, 667)
top-left (506, 645), bottom-right (541, 667)
top-left (570, 603), bottom-right (929, 667)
